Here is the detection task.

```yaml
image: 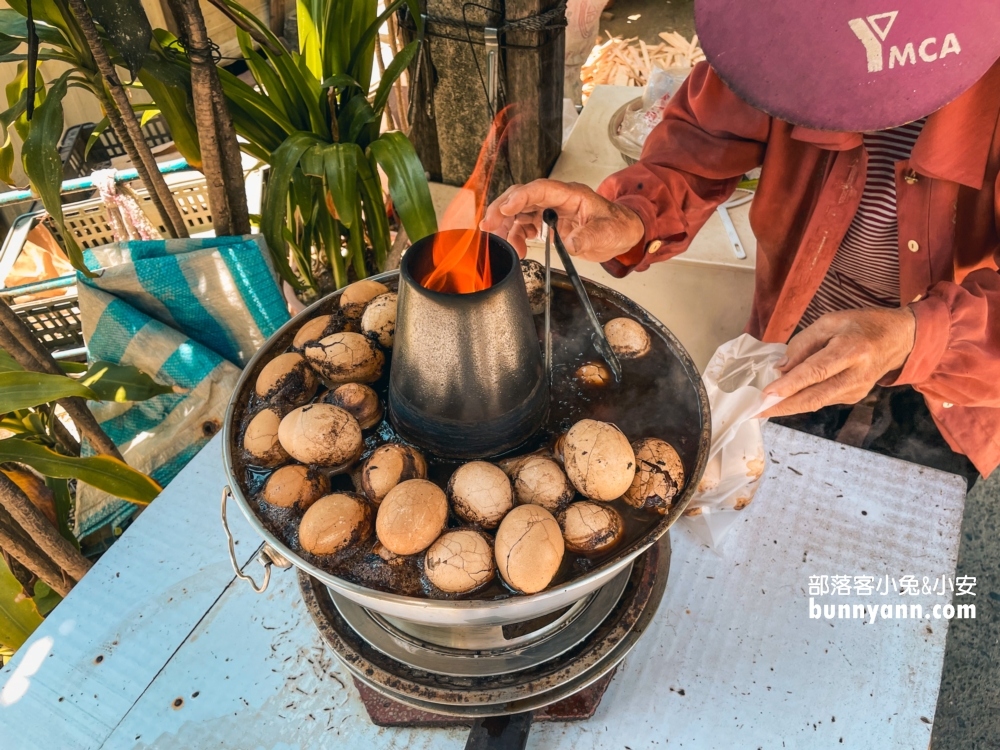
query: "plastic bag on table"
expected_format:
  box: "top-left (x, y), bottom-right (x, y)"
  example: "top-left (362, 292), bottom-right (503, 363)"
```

top-left (617, 67), bottom-right (691, 152)
top-left (682, 334), bottom-right (787, 548)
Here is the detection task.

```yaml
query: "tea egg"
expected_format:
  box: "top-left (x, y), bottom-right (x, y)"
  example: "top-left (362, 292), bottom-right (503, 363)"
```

top-left (376, 479), bottom-right (449, 555)
top-left (562, 419), bottom-right (636, 501)
top-left (494, 504), bottom-right (564, 594)
top-left (299, 492), bottom-right (372, 555)
top-left (557, 501), bottom-right (624, 554)
top-left (243, 408), bottom-right (290, 467)
top-left (447, 461), bottom-right (513, 529)
top-left (360, 443), bottom-right (427, 505)
top-left (277, 403), bottom-right (362, 468)
top-left (424, 529), bottom-right (495, 593)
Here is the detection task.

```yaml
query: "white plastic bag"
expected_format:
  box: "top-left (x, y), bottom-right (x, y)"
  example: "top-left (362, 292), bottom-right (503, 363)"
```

top-left (617, 67), bottom-right (691, 152)
top-left (682, 334), bottom-right (787, 548)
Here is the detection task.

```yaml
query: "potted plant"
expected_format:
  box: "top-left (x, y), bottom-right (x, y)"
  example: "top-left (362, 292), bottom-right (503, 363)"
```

top-left (0, 346), bottom-right (166, 655)
top-left (0, 0), bottom-right (199, 248)
top-left (145, 0), bottom-right (437, 294)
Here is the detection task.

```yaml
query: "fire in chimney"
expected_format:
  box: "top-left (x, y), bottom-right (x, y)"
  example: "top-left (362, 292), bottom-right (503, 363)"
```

top-left (420, 106), bottom-right (517, 294)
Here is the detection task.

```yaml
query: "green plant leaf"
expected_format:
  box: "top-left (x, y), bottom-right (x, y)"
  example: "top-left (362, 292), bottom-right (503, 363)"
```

top-left (347, 0), bottom-right (415, 89)
top-left (5, 63), bottom-right (44, 142)
top-left (81, 361), bottom-right (178, 402)
top-left (238, 30), bottom-right (304, 131)
top-left (31, 580), bottom-right (61, 617)
top-left (0, 439), bottom-right (161, 504)
top-left (0, 371), bottom-right (99, 412)
top-left (0, 9), bottom-right (28, 36)
top-left (262, 131), bottom-right (323, 289)
top-left (45, 477), bottom-right (76, 548)
top-left (322, 142), bottom-right (359, 229)
top-left (0, 8), bottom-right (66, 47)
top-left (0, 136), bottom-right (13, 185)
top-left (319, 72), bottom-right (360, 92)
top-left (337, 94), bottom-right (377, 146)
top-left (368, 131), bottom-right (437, 242)
top-left (299, 143), bottom-right (323, 177)
top-left (0, 350), bottom-right (22, 372)
top-left (295, 0), bottom-right (322, 80)
top-left (357, 155), bottom-right (389, 268)
top-left (83, 115), bottom-right (108, 159)
top-left (20, 72), bottom-right (88, 274)
top-left (7, 0), bottom-right (77, 48)
top-left (372, 39), bottom-right (418, 117)
top-left (0, 556), bottom-right (43, 653)
top-left (0, 36), bottom-right (20, 56)
top-left (84, 0), bottom-right (151, 78)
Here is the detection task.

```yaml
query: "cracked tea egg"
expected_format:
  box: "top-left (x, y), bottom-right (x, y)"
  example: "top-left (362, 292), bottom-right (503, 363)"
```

top-left (277, 403), bottom-right (362, 468)
top-left (360, 292), bottom-right (397, 348)
top-left (360, 443), bottom-right (427, 505)
top-left (255, 352), bottom-right (318, 405)
top-left (424, 529), bottom-right (495, 593)
top-left (304, 331), bottom-right (385, 386)
top-left (563, 419), bottom-right (636, 501)
top-left (299, 492), bottom-right (372, 556)
top-left (304, 332), bottom-right (384, 385)
top-left (327, 383), bottom-right (383, 429)
top-left (557, 501), bottom-right (624, 554)
top-left (340, 279), bottom-right (389, 320)
top-left (603, 317), bottom-right (650, 359)
top-left (448, 461), bottom-right (513, 529)
top-left (376, 479), bottom-right (449, 556)
top-left (494, 504), bottom-right (564, 594)
top-left (262, 464), bottom-right (329, 510)
top-left (520, 258), bottom-right (546, 315)
top-left (624, 437), bottom-right (685, 514)
top-left (292, 314), bottom-right (340, 350)
top-left (243, 408), bottom-right (289, 467)
top-left (510, 456), bottom-right (574, 514)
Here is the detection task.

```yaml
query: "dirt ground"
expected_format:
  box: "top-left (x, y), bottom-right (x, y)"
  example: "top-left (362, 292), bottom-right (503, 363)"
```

top-left (599, 0), bottom-right (696, 45)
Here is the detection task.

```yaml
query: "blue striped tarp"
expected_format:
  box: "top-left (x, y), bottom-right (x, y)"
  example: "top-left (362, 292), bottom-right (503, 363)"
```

top-left (75, 235), bottom-right (289, 537)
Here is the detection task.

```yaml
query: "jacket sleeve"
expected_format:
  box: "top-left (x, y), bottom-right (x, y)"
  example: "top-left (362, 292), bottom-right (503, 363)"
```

top-left (597, 62), bottom-right (771, 277)
top-left (895, 188), bottom-right (1000, 408)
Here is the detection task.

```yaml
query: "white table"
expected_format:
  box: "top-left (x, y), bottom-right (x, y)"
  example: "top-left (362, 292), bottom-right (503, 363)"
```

top-left (0, 425), bottom-right (966, 749)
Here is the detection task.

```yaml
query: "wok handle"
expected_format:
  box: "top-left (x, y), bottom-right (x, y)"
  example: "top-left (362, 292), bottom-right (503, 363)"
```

top-left (221, 485), bottom-right (290, 594)
top-left (465, 712), bottom-right (533, 750)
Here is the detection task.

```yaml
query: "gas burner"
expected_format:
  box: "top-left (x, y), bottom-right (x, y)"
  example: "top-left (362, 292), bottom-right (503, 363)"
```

top-left (300, 536), bottom-right (669, 718)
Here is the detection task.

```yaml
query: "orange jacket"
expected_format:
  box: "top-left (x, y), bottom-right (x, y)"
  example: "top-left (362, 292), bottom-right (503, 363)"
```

top-left (599, 60), bottom-right (1000, 476)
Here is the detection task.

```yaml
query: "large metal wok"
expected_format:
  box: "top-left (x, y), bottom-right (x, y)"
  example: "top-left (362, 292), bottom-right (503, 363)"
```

top-left (221, 266), bottom-right (710, 629)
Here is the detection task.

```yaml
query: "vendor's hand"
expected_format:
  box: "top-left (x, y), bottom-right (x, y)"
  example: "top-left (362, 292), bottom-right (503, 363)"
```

top-left (759, 307), bottom-right (916, 419)
top-left (479, 179), bottom-right (645, 262)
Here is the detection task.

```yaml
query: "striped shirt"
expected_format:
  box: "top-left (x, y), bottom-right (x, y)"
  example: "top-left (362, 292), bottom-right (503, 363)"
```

top-left (800, 119), bottom-right (927, 327)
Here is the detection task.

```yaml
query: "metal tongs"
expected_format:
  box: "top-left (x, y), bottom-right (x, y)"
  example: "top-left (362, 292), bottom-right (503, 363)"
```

top-left (542, 209), bottom-right (623, 384)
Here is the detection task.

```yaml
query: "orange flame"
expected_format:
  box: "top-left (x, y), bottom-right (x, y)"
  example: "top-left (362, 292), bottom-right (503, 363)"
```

top-left (421, 106), bottom-right (518, 294)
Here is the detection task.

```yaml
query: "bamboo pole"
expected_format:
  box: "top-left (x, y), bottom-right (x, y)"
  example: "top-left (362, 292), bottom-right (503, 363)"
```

top-left (0, 474), bottom-right (91, 584)
top-left (0, 301), bottom-right (123, 462)
top-left (0, 503), bottom-right (73, 597)
top-left (166, 0), bottom-right (250, 237)
top-left (64, 0), bottom-right (189, 239)
top-left (386, 14), bottom-right (409, 133)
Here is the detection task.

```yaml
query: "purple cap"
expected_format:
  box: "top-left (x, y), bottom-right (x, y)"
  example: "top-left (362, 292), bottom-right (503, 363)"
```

top-left (695, 0), bottom-right (1000, 131)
